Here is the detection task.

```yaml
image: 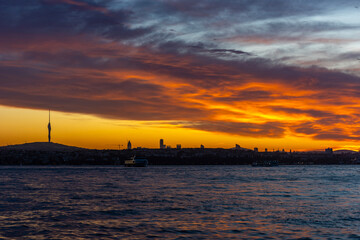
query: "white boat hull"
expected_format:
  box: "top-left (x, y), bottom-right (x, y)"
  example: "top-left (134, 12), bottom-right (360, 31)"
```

top-left (124, 158), bottom-right (148, 167)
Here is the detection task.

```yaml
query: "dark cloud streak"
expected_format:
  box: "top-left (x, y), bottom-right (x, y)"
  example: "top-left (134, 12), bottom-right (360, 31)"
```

top-left (1, 0), bottom-right (360, 142)
top-left (0, 0), bottom-right (150, 42)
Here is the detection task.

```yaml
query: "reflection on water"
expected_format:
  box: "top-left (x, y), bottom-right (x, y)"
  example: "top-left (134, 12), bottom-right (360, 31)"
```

top-left (0, 165), bottom-right (359, 239)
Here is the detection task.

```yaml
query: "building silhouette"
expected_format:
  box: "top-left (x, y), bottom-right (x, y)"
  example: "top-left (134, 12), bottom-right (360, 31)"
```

top-left (48, 110), bottom-right (51, 143)
top-left (325, 147), bottom-right (333, 154)
top-left (160, 139), bottom-right (166, 149)
top-left (127, 141), bottom-right (132, 150)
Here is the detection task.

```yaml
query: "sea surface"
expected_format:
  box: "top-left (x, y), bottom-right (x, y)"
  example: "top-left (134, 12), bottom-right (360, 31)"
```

top-left (0, 165), bottom-right (359, 239)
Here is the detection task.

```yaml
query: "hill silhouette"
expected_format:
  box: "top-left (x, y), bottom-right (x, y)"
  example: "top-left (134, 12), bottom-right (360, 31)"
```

top-left (1, 142), bottom-right (85, 152)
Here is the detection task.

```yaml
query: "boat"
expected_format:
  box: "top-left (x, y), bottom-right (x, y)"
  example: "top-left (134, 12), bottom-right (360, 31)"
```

top-left (124, 156), bottom-right (148, 167)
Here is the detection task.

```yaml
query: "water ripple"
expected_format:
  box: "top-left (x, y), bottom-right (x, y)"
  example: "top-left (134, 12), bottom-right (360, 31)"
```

top-left (0, 165), bottom-right (359, 239)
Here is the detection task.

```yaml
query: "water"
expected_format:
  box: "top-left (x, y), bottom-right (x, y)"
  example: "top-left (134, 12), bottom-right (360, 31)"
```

top-left (0, 165), bottom-right (359, 239)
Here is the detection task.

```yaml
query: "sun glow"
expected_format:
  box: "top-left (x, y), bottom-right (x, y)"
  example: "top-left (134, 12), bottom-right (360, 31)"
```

top-left (1, 105), bottom-right (360, 151)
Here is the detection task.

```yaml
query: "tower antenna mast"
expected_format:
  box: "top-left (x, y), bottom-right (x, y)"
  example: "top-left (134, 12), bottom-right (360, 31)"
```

top-left (48, 109), bottom-right (51, 143)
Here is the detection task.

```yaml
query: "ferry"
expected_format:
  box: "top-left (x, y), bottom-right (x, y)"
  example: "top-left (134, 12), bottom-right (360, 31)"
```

top-left (124, 156), bottom-right (148, 167)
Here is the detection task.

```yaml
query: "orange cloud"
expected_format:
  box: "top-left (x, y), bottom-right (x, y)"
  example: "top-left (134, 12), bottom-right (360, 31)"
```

top-left (2, 1), bottom-right (360, 149)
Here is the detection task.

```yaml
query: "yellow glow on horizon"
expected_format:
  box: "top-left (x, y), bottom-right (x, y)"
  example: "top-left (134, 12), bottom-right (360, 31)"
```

top-left (0, 105), bottom-right (359, 151)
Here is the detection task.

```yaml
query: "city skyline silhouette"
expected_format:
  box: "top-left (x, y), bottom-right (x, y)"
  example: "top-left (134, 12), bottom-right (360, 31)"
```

top-left (1, 2), bottom-right (360, 240)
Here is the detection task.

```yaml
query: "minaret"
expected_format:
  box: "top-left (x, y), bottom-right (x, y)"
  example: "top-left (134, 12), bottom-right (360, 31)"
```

top-left (48, 110), bottom-right (51, 143)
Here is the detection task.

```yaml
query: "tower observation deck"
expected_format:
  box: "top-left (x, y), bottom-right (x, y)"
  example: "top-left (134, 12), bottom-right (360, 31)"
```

top-left (48, 110), bottom-right (51, 143)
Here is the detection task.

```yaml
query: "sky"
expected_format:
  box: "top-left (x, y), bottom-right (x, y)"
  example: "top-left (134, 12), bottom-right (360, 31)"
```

top-left (1, 0), bottom-right (360, 150)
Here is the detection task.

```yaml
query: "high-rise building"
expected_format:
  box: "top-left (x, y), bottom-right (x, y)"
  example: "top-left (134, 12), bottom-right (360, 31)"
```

top-left (127, 140), bottom-right (132, 150)
top-left (254, 147), bottom-right (258, 152)
top-left (160, 139), bottom-right (165, 149)
top-left (325, 147), bottom-right (333, 154)
top-left (48, 110), bottom-right (51, 143)
top-left (176, 144), bottom-right (181, 149)
top-left (200, 144), bottom-right (204, 149)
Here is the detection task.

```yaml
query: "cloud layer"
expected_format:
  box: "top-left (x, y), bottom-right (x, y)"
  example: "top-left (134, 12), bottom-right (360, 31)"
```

top-left (2, 0), bottom-right (360, 143)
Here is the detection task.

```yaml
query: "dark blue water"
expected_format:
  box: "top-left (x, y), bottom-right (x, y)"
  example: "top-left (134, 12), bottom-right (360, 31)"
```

top-left (0, 165), bottom-right (359, 239)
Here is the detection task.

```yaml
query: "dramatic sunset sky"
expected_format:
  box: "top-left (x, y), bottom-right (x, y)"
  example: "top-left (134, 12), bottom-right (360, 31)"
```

top-left (1, 0), bottom-right (360, 150)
